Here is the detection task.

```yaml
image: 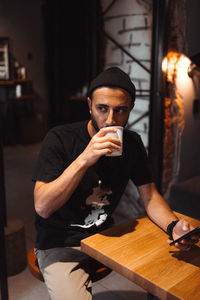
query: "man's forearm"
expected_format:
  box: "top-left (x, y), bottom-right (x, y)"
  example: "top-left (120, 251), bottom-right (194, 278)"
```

top-left (145, 190), bottom-right (178, 232)
top-left (34, 155), bottom-right (88, 218)
top-left (138, 183), bottom-right (178, 232)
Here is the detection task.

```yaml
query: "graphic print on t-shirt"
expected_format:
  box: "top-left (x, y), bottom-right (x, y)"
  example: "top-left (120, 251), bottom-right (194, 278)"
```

top-left (70, 180), bottom-right (112, 229)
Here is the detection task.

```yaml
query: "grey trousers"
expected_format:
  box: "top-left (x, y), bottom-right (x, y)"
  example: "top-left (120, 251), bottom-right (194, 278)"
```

top-left (35, 247), bottom-right (96, 300)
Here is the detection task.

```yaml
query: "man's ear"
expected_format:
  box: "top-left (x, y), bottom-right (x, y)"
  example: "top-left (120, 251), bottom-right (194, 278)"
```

top-left (87, 97), bottom-right (92, 113)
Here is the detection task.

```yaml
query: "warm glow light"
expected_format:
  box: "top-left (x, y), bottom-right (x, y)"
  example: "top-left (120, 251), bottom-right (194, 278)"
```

top-left (177, 55), bottom-right (191, 76)
top-left (162, 57), bottom-right (168, 73)
top-left (162, 51), bottom-right (191, 83)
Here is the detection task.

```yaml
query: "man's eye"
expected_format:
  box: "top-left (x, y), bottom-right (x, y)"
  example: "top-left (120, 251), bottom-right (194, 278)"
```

top-left (98, 106), bottom-right (107, 112)
top-left (115, 108), bottom-right (126, 114)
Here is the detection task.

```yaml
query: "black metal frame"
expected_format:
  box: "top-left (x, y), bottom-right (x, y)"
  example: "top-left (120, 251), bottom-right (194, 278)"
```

top-left (148, 0), bottom-right (169, 192)
top-left (0, 111), bottom-right (8, 299)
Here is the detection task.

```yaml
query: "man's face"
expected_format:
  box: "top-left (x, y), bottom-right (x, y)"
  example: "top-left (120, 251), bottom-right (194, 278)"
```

top-left (88, 87), bottom-right (134, 132)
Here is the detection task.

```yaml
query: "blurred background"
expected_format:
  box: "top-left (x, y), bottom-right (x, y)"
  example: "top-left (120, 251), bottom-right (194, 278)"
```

top-left (0, 0), bottom-right (200, 299)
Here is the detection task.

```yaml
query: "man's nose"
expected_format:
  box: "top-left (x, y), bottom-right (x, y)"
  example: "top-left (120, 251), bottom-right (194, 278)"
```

top-left (105, 110), bottom-right (116, 126)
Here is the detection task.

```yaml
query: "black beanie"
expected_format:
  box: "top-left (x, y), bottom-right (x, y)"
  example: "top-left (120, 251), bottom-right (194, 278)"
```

top-left (87, 67), bottom-right (136, 103)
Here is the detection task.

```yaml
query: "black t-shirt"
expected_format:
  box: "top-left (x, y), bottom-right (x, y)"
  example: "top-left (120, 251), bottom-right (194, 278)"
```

top-left (33, 120), bottom-right (152, 249)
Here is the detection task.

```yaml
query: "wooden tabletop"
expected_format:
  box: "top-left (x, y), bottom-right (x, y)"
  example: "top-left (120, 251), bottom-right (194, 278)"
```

top-left (81, 213), bottom-right (200, 300)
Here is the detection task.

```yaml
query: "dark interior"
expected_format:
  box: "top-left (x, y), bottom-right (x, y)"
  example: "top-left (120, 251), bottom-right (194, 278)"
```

top-left (0, 1), bottom-right (200, 299)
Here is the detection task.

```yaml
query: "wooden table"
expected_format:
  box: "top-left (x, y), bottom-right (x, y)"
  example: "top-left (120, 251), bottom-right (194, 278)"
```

top-left (81, 213), bottom-right (200, 300)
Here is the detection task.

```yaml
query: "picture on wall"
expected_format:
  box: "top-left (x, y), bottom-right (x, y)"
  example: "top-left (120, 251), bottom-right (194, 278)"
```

top-left (0, 38), bottom-right (10, 80)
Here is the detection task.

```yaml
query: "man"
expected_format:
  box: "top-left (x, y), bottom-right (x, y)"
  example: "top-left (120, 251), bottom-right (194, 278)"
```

top-left (33, 67), bottom-right (199, 300)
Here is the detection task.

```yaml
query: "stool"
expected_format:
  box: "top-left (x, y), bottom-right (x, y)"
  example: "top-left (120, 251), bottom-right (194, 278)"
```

top-left (27, 247), bottom-right (44, 281)
top-left (27, 246), bottom-right (111, 283)
top-left (5, 218), bottom-right (27, 276)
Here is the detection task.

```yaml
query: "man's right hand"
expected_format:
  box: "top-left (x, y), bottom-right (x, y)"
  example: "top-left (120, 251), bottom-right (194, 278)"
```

top-left (79, 127), bottom-right (122, 167)
top-left (34, 127), bottom-right (122, 218)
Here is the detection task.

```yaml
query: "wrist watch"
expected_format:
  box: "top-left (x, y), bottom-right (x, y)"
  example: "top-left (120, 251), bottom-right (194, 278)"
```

top-left (167, 220), bottom-right (179, 240)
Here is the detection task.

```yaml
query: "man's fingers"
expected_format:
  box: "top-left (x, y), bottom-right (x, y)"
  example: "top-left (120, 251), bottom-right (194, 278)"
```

top-left (190, 234), bottom-right (200, 241)
top-left (95, 141), bottom-right (121, 151)
top-left (179, 238), bottom-right (197, 245)
top-left (177, 244), bottom-right (191, 251)
top-left (95, 135), bottom-right (122, 145)
top-left (175, 242), bottom-right (192, 251)
top-left (97, 127), bottom-right (117, 137)
top-left (167, 239), bottom-right (192, 251)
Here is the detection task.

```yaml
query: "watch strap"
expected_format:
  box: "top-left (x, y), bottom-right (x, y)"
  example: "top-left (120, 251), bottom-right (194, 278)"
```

top-left (167, 220), bottom-right (179, 240)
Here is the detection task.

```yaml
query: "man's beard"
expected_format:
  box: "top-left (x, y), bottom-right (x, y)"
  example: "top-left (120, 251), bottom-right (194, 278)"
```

top-left (91, 114), bottom-right (114, 132)
top-left (91, 114), bottom-right (100, 133)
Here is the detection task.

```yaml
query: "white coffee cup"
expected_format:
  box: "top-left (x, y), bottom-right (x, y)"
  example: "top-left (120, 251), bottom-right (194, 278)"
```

top-left (105, 126), bottom-right (123, 156)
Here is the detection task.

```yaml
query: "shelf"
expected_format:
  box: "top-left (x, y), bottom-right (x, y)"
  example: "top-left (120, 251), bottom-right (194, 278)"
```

top-left (0, 79), bottom-right (32, 85)
top-left (12, 95), bottom-right (34, 100)
top-left (14, 79), bottom-right (32, 83)
top-left (0, 80), bottom-right (14, 85)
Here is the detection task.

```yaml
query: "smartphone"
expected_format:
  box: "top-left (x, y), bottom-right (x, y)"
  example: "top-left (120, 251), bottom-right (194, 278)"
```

top-left (170, 226), bottom-right (200, 246)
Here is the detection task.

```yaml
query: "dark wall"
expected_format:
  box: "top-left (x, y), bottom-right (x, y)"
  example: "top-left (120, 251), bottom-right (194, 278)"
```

top-left (185, 0), bottom-right (200, 57)
top-left (177, 0), bottom-right (200, 181)
top-left (43, 0), bottom-right (103, 127)
top-left (0, 0), bottom-right (49, 145)
top-left (0, 0), bottom-right (103, 142)
top-left (0, 0), bottom-right (48, 113)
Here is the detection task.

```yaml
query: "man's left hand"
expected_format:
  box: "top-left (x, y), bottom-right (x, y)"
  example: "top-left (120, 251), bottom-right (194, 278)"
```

top-left (168, 219), bottom-right (199, 251)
